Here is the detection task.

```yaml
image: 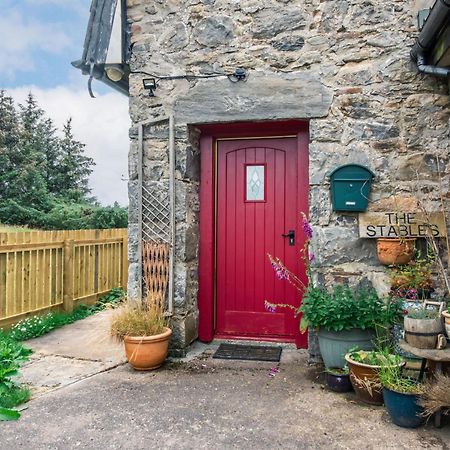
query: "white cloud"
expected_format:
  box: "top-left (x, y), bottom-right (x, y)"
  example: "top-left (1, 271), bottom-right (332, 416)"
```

top-left (25, 0), bottom-right (89, 17)
top-left (8, 84), bottom-right (130, 206)
top-left (0, 11), bottom-right (72, 76)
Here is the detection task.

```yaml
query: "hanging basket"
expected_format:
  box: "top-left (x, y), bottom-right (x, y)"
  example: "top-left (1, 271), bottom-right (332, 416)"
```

top-left (376, 238), bottom-right (416, 266)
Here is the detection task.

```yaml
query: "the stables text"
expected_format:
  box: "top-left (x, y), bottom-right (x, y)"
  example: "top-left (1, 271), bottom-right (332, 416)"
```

top-left (358, 212), bottom-right (447, 238)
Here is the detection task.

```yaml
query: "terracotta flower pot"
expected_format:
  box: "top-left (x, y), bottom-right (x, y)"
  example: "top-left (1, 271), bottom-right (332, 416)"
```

top-left (345, 353), bottom-right (405, 405)
top-left (124, 327), bottom-right (172, 371)
top-left (376, 238), bottom-right (416, 266)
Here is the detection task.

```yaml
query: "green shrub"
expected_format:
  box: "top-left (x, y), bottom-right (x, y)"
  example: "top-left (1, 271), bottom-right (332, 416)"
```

top-left (299, 285), bottom-right (402, 333)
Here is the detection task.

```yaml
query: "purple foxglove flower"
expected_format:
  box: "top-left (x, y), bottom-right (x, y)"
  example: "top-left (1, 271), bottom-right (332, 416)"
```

top-left (308, 252), bottom-right (315, 263)
top-left (302, 216), bottom-right (313, 239)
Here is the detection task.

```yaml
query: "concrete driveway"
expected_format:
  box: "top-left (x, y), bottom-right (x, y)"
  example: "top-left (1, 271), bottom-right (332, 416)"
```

top-left (3, 314), bottom-right (450, 449)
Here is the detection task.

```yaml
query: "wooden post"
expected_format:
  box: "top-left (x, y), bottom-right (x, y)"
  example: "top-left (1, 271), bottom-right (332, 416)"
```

top-left (63, 239), bottom-right (74, 313)
top-left (122, 235), bottom-right (128, 291)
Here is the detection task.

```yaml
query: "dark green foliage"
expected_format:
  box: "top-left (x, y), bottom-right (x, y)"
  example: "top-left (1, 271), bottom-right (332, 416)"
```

top-left (299, 285), bottom-right (403, 332)
top-left (89, 203), bottom-right (128, 229)
top-left (0, 386), bottom-right (31, 409)
top-left (42, 201), bottom-right (128, 230)
top-left (7, 288), bottom-right (125, 341)
top-left (0, 90), bottom-right (128, 229)
top-left (0, 335), bottom-right (32, 420)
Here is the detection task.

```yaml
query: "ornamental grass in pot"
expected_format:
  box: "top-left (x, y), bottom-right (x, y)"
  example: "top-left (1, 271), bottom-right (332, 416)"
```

top-left (345, 349), bottom-right (405, 405)
top-left (111, 301), bottom-right (171, 371)
top-left (111, 242), bottom-right (172, 371)
top-left (419, 373), bottom-right (450, 420)
top-left (380, 364), bottom-right (424, 428)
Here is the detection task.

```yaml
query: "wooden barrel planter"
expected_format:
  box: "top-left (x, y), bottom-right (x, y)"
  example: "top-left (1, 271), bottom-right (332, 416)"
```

top-left (442, 310), bottom-right (450, 338)
top-left (404, 316), bottom-right (443, 349)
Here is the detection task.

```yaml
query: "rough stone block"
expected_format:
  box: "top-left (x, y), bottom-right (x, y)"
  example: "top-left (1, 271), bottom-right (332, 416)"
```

top-left (174, 73), bottom-right (333, 123)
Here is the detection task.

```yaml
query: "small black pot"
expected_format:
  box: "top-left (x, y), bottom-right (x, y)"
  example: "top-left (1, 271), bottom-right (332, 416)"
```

top-left (326, 370), bottom-right (353, 393)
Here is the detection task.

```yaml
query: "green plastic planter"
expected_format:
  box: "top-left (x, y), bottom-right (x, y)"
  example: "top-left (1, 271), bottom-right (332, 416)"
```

top-left (317, 328), bottom-right (376, 368)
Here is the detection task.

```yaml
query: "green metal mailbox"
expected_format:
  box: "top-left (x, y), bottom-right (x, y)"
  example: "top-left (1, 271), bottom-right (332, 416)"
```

top-left (328, 164), bottom-right (375, 212)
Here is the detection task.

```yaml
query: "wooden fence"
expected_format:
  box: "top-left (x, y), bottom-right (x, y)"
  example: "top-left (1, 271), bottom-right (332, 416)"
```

top-left (0, 228), bottom-right (128, 328)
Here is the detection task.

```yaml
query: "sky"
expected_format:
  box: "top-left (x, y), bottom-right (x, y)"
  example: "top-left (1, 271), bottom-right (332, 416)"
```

top-left (0, 0), bottom-right (130, 206)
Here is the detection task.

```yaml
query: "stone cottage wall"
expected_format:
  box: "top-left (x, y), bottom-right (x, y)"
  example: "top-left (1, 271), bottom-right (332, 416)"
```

top-left (126, 0), bottom-right (450, 356)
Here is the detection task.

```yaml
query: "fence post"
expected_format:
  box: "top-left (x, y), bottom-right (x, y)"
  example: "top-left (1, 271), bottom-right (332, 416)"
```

top-left (122, 235), bottom-right (128, 291)
top-left (63, 239), bottom-right (74, 313)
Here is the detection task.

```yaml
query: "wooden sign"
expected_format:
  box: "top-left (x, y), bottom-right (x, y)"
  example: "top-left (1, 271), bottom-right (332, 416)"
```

top-left (359, 212), bottom-right (447, 238)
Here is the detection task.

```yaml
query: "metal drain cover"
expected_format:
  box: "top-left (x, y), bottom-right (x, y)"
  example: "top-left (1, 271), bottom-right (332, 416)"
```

top-left (213, 343), bottom-right (282, 362)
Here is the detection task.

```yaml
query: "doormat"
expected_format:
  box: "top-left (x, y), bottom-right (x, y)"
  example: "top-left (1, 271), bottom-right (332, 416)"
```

top-left (212, 343), bottom-right (282, 362)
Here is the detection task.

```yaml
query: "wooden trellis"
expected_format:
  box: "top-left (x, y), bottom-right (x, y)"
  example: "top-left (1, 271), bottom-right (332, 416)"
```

top-left (137, 116), bottom-right (175, 314)
top-left (142, 241), bottom-right (170, 313)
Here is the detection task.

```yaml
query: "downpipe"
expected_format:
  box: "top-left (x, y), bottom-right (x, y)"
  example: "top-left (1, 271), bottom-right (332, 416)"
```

top-left (414, 53), bottom-right (450, 78)
top-left (410, 0), bottom-right (450, 78)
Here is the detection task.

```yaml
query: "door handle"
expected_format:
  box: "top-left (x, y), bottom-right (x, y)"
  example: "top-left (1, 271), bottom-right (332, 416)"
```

top-left (282, 230), bottom-right (295, 246)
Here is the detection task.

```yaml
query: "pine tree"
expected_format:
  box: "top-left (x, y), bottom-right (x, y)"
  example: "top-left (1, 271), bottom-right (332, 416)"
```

top-left (16, 93), bottom-right (50, 209)
top-left (40, 118), bottom-right (61, 195)
top-left (0, 90), bottom-right (20, 202)
top-left (55, 118), bottom-right (95, 202)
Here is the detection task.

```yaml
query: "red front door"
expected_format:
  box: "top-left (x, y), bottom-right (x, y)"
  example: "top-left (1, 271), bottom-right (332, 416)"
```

top-left (216, 137), bottom-right (307, 345)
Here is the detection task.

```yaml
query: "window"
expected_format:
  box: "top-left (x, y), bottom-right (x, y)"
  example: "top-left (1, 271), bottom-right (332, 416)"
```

top-left (245, 164), bottom-right (265, 202)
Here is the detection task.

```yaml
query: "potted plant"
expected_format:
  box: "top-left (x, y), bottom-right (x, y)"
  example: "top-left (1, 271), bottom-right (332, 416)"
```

top-left (376, 238), bottom-right (416, 266)
top-left (111, 242), bottom-right (172, 371)
top-left (379, 364), bottom-right (424, 428)
top-left (298, 285), bottom-right (402, 368)
top-left (404, 308), bottom-right (443, 350)
top-left (345, 349), bottom-right (404, 405)
top-left (111, 301), bottom-right (171, 371)
top-left (325, 367), bottom-right (352, 393)
top-left (388, 258), bottom-right (434, 299)
top-left (266, 214), bottom-right (400, 368)
top-left (419, 373), bottom-right (450, 421)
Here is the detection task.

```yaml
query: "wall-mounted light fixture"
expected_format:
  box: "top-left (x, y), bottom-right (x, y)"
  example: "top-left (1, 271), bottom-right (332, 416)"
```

top-left (142, 78), bottom-right (157, 96)
top-left (137, 68), bottom-right (248, 97)
top-left (229, 68), bottom-right (248, 82)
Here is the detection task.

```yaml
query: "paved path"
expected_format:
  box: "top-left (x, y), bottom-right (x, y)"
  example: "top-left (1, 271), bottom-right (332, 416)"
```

top-left (19, 310), bottom-right (126, 397)
top-left (3, 315), bottom-right (450, 449)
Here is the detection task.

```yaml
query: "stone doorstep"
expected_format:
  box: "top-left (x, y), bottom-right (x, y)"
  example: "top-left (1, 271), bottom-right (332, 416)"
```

top-left (168, 339), bottom-right (307, 370)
